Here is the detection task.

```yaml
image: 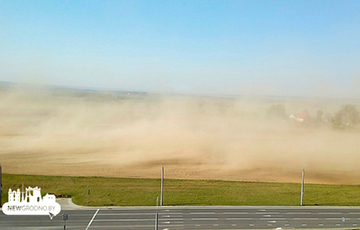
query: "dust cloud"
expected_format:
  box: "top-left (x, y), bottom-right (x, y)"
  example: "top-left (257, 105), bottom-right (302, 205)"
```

top-left (1, 86), bottom-right (360, 184)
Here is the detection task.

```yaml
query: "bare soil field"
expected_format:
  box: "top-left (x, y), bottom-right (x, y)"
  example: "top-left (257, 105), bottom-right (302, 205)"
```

top-left (1, 86), bottom-right (360, 184)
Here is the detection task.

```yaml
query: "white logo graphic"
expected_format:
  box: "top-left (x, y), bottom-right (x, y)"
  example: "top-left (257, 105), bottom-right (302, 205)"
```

top-left (2, 186), bottom-right (61, 219)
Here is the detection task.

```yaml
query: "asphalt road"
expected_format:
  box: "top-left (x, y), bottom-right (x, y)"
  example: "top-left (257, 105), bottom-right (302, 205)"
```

top-left (2, 205), bottom-right (360, 230)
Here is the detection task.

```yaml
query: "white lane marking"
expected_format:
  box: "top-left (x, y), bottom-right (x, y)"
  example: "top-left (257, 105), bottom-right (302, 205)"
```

top-left (161, 218), bottom-right (183, 221)
top-left (191, 218), bottom-right (218, 221)
top-left (261, 218), bottom-right (286, 220)
top-left (293, 218), bottom-right (319, 220)
top-left (89, 225), bottom-right (182, 228)
top-left (97, 213), bottom-right (154, 216)
top-left (167, 221), bottom-right (184, 224)
top-left (190, 212), bottom-right (215, 214)
top-left (302, 224), bottom-right (307, 226)
top-left (286, 212), bottom-right (311, 214)
top-left (255, 212), bottom-right (280, 214)
top-left (318, 212), bottom-right (342, 214)
top-left (95, 219), bottom-right (154, 222)
top-left (85, 209), bottom-right (99, 230)
top-left (336, 224), bottom-right (341, 226)
top-left (214, 224), bottom-right (219, 226)
top-left (231, 224), bottom-right (237, 226)
top-left (159, 213), bottom-right (182, 215)
top-left (268, 221), bottom-right (276, 223)
top-left (350, 212), bottom-right (360, 214)
top-left (319, 223), bottom-right (324, 226)
top-left (95, 218), bottom-right (182, 222)
top-left (98, 212), bottom-right (181, 216)
top-left (249, 224), bottom-right (255, 226)
top-left (223, 212), bottom-right (248, 214)
top-left (226, 218), bottom-right (253, 220)
top-left (284, 224), bottom-right (289, 227)
top-left (353, 224), bottom-right (358, 226)
top-left (263, 215), bottom-right (271, 217)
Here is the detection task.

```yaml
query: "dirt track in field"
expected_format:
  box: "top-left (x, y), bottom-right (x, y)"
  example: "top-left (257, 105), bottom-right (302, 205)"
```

top-left (1, 87), bottom-right (360, 184)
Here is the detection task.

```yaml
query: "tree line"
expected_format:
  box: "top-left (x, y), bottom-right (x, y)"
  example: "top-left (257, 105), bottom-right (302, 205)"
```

top-left (267, 104), bottom-right (360, 129)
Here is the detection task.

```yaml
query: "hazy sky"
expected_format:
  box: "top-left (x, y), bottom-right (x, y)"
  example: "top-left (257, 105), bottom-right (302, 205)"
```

top-left (1, 0), bottom-right (360, 97)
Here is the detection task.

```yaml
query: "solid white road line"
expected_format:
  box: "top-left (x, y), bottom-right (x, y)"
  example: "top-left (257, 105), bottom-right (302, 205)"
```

top-left (286, 212), bottom-right (311, 214)
top-left (94, 218), bottom-right (182, 222)
top-left (226, 218), bottom-right (253, 220)
top-left (260, 218), bottom-right (286, 220)
top-left (223, 212), bottom-right (248, 214)
top-left (190, 212), bottom-right (216, 214)
top-left (191, 218), bottom-right (218, 221)
top-left (97, 212), bottom-right (181, 216)
top-left (293, 218), bottom-right (319, 220)
top-left (85, 209), bottom-right (100, 230)
top-left (255, 212), bottom-right (280, 214)
top-left (97, 213), bottom-right (154, 216)
top-left (318, 212), bottom-right (342, 215)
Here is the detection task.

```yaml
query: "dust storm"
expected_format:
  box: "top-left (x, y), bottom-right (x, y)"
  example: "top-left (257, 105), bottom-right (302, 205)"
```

top-left (1, 86), bottom-right (360, 184)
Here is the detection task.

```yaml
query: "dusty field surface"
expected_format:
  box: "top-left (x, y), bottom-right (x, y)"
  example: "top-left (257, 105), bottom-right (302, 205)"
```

top-left (1, 86), bottom-right (360, 184)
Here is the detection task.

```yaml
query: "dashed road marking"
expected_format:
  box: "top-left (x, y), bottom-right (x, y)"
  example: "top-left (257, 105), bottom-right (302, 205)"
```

top-left (191, 218), bottom-right (218, 221)
top-left (85, 209), bottom-right (99, 230)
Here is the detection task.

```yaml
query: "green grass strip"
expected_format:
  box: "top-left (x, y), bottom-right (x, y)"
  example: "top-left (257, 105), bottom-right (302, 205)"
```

top-left (2, 174), bottom-right (360, 206)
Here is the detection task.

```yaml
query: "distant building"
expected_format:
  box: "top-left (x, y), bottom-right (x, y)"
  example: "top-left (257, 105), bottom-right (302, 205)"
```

top-left (296, 110), bottom-right (310, 122)
top-left (290, 110), bottom-right (311, 123)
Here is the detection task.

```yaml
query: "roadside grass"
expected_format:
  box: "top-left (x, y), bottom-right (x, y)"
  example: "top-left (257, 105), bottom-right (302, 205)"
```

top-left (2, 174), bottom-right (360, 206)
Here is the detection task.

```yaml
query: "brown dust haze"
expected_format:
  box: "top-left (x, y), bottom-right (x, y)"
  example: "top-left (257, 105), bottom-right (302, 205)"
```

top-left (1, 86), bottom-right (360, 184)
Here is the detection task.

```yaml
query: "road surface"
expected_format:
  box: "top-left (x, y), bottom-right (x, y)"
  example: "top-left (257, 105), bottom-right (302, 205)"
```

top-left (1, 200), bottom-right (360, 229)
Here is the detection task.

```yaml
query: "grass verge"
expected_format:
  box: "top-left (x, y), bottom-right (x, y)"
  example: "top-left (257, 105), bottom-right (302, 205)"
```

top-left (2, 174), bottom-right (360, 206)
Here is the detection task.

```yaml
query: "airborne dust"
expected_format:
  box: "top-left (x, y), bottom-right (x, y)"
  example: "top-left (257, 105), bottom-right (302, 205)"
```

top-left (1, 86), bottom-right (360, 184)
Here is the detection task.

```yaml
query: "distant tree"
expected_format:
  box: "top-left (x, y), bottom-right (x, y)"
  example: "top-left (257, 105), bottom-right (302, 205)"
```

top-left (324, 113), bottom-right (333, 123)
top-left (316, 110), bottom-right (323, 122)
top-left (267, 104), bottom-right (286, 119)
top-left (333, 104), bottom-right (360, 129)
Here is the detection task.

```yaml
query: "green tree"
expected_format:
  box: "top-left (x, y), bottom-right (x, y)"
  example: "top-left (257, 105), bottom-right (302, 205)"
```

top-left (316, 110), bottom-right (323, 122)
top-left (333, 104), bottom-right (360, 129)
top-left (267, 104), bottom-right (286, 119)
